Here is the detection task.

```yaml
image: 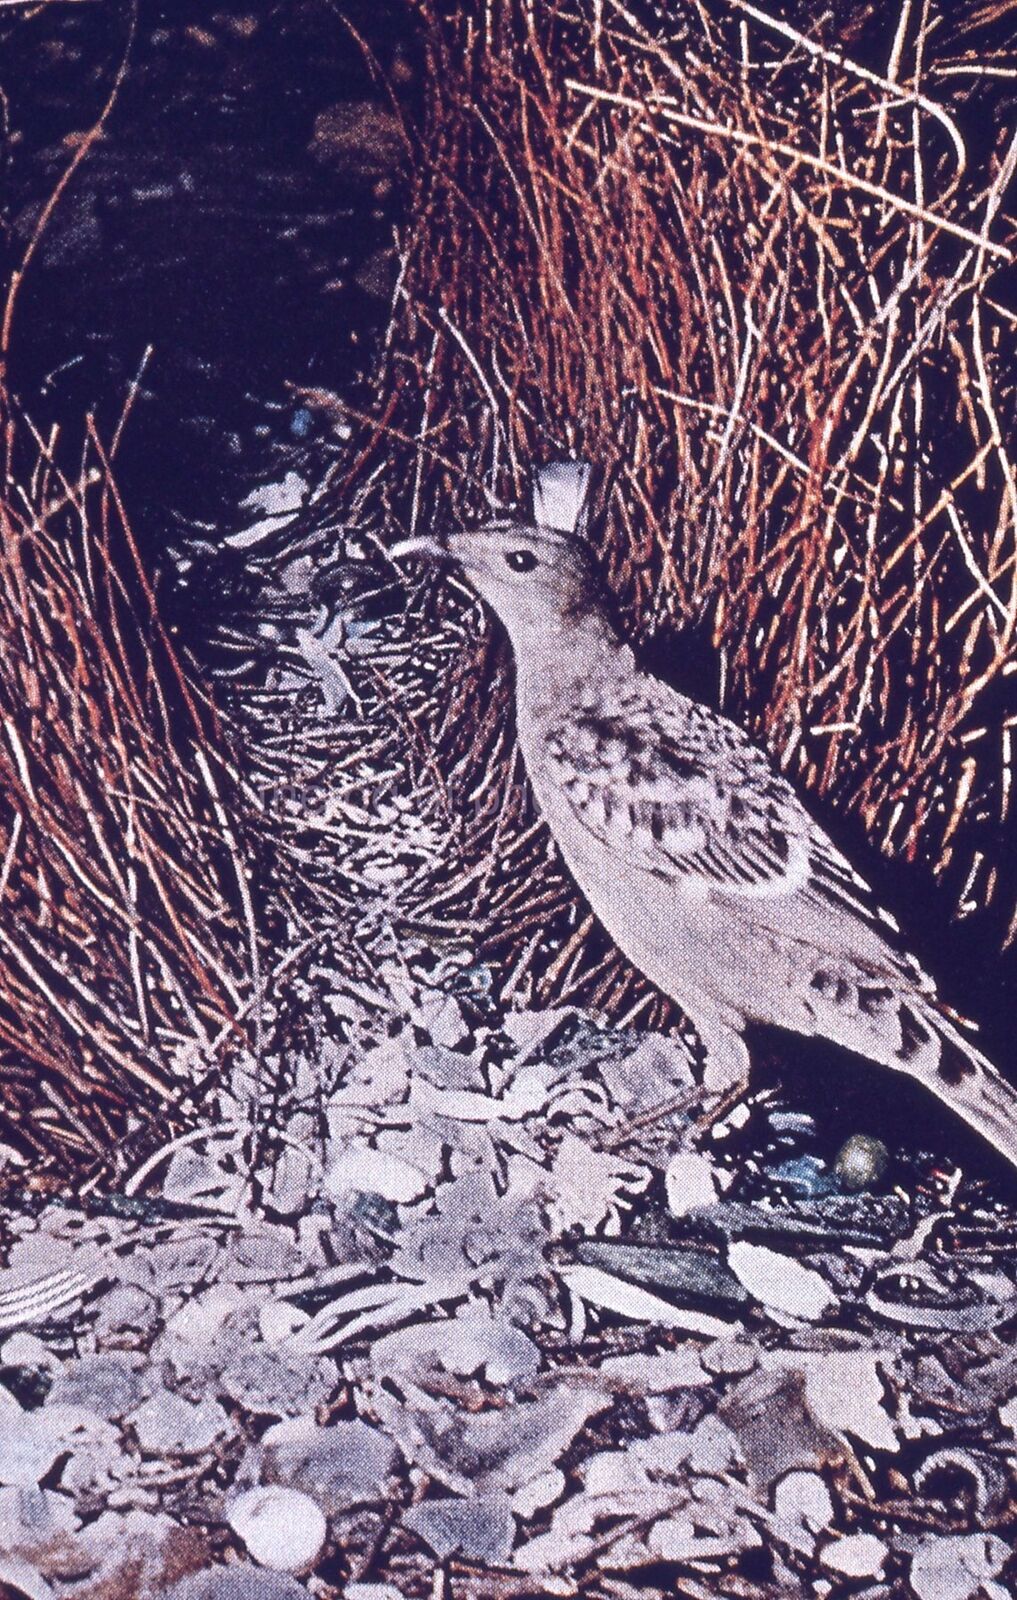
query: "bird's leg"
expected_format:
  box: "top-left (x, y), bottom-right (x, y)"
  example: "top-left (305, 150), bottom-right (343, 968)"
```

top-left (693, 1011), bottom-right (752, 1095)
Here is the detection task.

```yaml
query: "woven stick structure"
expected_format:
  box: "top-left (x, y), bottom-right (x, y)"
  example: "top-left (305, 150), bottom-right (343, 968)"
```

top-left (4, 0), bottom-right (1016, 1170)
top-left (0, 397), bottom-right (254, 1180)
top-left (318, 0), bottom-right (1017, 1009)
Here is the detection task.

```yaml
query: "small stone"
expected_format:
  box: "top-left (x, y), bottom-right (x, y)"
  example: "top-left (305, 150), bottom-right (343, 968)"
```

top-left (93, 1285), bottom-right (160, 1346)
top-left (511, 1469), bottom-right (565, 1520)
top-left (219, 1346), bottom-right (333, 1417)
top-left (372, 1303), bottom-right (540, 1386)
top-left (819, 1531), bottom-right (889, 1579)
top-left (129, 1391), bottom-right (230, 1456)
top-left (835, 1134), bottom-right (889, 1192)
top-left (163, 1285), bottom-right (250, 1347)
top-left (0, 1412), bottom-right (66, 1489)
top-left (47, 1354), bottom-right (145, 1421)
top-left (665, 1148), bottom-right (720, 1216)
top-left (255, 1416), bottom-right (399, 1514)
top-left (227, 1485), bottom-right (327, 1573)
top-left (909, 1531), bottom-right (1009, 1600)
top-left (773, 1470), bottom-right (834, 1553)
top-left (166, 1565), bottom-right (308, 1599)
top-left (0, 1334), bottom-right (61, 1373)
top-left (688, 1414), bottom-right (742, 1475)
top-left (258, 1303), bottom-right (310, 1347)
top-left (403, 1493), bottom-right (516, 1564)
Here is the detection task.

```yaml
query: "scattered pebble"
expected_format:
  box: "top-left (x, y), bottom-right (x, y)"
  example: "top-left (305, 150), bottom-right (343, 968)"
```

top-left (129, 1392), bottom-right (231, 1456)
top-left (835, 1134), bottom-right (890, 1192)
top-left (226, 1485), bottom-right (328, 1573)
top-left (773, 1469), bottom-right (834, 1553)
top-left (665, 1148), bottom-right (720, 1215)
top-left (819, 1530), bottom-right (889, 1579)
top-left (908, 1531), bottom-right (1010, 1600)
top-left (47, 1353), bottom-right (146, 1421)
top-left (727, 1241), bottom-right (837, 1320)
top-left (251, 1416), bottom-right (400, 1514)
top-left (167, 1569), bottom-right (309, 1600)
top-left (403, 1493), bottom-right (516, 1564)
top-left (0, 830), bottom-right (1011, 1600)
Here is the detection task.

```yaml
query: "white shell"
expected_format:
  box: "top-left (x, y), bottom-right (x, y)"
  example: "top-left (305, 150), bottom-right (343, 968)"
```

top-left (727, 1242), bottom-right (836, 1321)
top-left (227, 1485), bottom-right (327, 1573)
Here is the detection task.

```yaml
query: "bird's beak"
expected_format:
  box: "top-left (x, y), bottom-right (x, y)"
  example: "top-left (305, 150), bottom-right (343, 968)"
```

top-left (388, 535), bottom-right (450, 565)
top-left (390, 530), bottom-right (491, 583)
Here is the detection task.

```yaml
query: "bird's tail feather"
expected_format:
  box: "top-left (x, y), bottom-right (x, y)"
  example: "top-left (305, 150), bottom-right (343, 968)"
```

top-left (915, 1001), bottom-right (1017, 1171)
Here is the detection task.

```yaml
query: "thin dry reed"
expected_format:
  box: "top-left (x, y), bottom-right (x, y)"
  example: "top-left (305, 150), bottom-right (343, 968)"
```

top-left (0, 397), bottom-right (253, 1179)
top-left (325, 0), bottom-right (1017, 998)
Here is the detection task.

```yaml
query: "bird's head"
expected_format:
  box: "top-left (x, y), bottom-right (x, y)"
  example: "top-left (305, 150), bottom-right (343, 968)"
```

top-left (445, 517), bottom-right (598, 639)
top-left (391, 465), bottom-right (607, 655)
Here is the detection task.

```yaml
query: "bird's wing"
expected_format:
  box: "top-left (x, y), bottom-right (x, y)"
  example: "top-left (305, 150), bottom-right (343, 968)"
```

top-left (545, 692), bottom-right (908, 949)
top-left (545, 700), bottom-right (811, 900)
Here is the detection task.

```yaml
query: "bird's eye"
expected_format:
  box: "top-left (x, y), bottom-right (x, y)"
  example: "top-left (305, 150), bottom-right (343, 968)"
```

top-left (504, 548), bottom-right (538, 572)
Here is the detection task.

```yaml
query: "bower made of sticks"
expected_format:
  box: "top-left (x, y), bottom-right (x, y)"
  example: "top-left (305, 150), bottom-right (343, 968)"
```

top-left (0, 400), bottom-right (254, 1181)
top-left (3, 0), bottom-right (1017, 1176)
top-left (325, 0), bottom-right (1017, 1009)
